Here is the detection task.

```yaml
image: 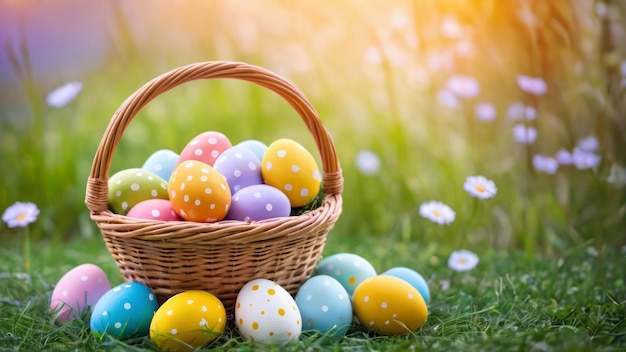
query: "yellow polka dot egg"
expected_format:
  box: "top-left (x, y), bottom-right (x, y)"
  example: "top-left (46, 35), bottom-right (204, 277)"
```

top-left (168, 160), bottom-right (231, 222)
top-left (353, 275), bottom-right (428, 336)
top-left (261, 138), bottom-right (321, 208)
top-left (235, 279), bottom-right (302, 345)
top-left (150, 290), bottom-right (226, 352)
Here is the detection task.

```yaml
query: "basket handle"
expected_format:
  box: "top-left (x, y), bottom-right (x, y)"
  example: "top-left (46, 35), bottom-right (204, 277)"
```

top-left (85, 61), bottom-right (343, 213)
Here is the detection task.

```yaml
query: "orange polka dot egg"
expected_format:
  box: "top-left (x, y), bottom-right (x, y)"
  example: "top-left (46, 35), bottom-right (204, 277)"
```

top-left (150, 290), bottom-right (226, 352)
top-left (235, 279), bottom-right (302, 345)
top-left (168, 160), bottom-right (231, 222)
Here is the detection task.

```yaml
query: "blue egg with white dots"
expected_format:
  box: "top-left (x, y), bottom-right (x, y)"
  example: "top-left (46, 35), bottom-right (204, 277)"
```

top-left (141, 149), bottom-right (179, 182)
top-left (381, 267), bottom-right (430, 304)
top-left (90, 282), bottom-right (158, 341)
top-left (314, 253), bottom-right (377, 296)
top-left (295, 275), bottom-right (353, 339)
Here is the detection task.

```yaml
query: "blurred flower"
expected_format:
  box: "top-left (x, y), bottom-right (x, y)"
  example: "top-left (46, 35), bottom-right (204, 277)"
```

top-left (507, 102), bottom-right (536, 121)
top-left (446, 75), bottom-right (480, 98)
top-left (441, 15), bottom-right (463, 38)
top-left (513, 124), bottom-right (537, 144)
top-left (595, 2), bottom-right (608, 18)
top-left (438, 89), bottom-right (461, 109)
top-left (607, 164), bottom-right (626, 186)
top-left (576, 136), bottom-right (599, 152)
top-left (440, 279), bottom-right (450, 291)
top-left (46, 81), bottom-right (83, 108)
top-left (474, 102), bottom-right (496, 121)
top-left (555, 149), bottom-right (573, 165)
top-left (2, 202), bottom-right (39, 228)
top-left (448, 250), bottom-right (479, 272)
top-left (355, 150), bottom-right (381, 175)
top-left (463, 176), bottom-right (497, 199)
top-left (572, 148), bottom-right (601, 170)
top-left (516, 75), bottom-right (547, 95)
top-left (455, 40), bottom-right (473, 57)
top-left (621, 60), bottom-right (626, 76)
top-left (533, 155), bottom-right (559, 174)
top-left (419, 201), bottom-right (455, 225)
top-left (364, 46), bottom-right (382, 64)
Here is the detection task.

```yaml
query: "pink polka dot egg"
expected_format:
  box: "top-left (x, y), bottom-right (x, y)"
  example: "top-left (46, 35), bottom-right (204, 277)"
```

top-left (50, 264), bottom-right (111, 323)
top-left (176, 131), bottom-right (231, 167)
top-left (126, 199), bottom-right (182, 221)
top-left (235, 279), bottom-right (302, 345)
top-left (150, 290), bottom-right (226, 352)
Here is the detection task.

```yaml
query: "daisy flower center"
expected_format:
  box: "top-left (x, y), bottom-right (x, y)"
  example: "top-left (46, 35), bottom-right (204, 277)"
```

top-left (433, 210), bottom-right (441, 217)
top-left (459, 258), bottom-right (467, 265)
top-left (17, 213), bottom-right (27, 221)
top-left (474, 184), bottom-right (485, 193)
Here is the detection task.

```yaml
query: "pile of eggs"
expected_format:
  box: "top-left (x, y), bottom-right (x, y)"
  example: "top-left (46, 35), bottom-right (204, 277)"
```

top-left (50, 253), bottom-right (430, 350)
top-left (108, 131), bottom-right (322, 222)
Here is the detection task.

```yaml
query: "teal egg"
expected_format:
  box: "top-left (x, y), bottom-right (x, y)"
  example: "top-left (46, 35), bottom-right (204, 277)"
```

top-left (314, 253), bottom-right (377, 296)
top-left (381, 267), bottom-right (430, 304)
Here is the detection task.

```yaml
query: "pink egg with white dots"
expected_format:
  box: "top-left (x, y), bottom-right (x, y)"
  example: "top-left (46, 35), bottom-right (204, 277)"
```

top-left (127, 199), bottom-right (182, 221)
top-left (50, 264), bottom-right (111, 323)
top-left (177, 131), bottom-right (231, 167)
top-left (226, 184), bottom-right (291, 222)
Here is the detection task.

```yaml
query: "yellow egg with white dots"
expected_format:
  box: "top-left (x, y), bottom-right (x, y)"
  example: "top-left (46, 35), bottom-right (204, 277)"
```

top-left (149, 291), bottom-right (226, 352)
top-left (235, 279), bottom-right (302, 345)
top-left (261, 138), bottom-right (321, 208)
top-left (353, 275), bottom-right (428, 336)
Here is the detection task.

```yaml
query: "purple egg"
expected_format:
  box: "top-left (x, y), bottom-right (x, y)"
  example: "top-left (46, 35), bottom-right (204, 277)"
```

top-left (227, 184), bottom-right (291, 221)
top-left (213, 145), bottom-right (263, 194)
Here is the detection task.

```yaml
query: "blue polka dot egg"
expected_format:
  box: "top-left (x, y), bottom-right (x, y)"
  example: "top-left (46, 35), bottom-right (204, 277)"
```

top-left (90, 282), bottom-right (158, 342)
top-left (314, 253), bottom-right (377, 297)
top-left (295, 275), bottom-right (353, 339)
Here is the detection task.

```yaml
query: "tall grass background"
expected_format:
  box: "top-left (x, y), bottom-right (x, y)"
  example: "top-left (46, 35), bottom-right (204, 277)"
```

top-left (0, 0), bottom-right (624, 257)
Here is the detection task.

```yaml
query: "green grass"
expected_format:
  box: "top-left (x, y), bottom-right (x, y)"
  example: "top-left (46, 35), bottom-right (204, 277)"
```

top-left (1, 235), bottom-right (625, 351)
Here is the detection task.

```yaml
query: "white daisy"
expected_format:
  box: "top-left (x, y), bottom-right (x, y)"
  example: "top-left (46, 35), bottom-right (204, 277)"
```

top-left (355, 150), bottom-right (381, 175)
top-left (2, 202), bottom-right (39, 228)
top-left (419, 201), bottom-right (455, 225)
top-left (448, 250), bottom-right (479, 272)
top-left (463, 176), bottom-right (497, 199)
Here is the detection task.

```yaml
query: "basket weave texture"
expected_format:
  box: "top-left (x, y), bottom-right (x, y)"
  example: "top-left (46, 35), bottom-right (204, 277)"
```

top-left (84, 61), bottom-right (343, 314)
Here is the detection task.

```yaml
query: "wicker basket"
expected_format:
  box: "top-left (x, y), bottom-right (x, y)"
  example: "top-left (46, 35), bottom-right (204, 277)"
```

top-left (84, 61), bottom-right (343, 314)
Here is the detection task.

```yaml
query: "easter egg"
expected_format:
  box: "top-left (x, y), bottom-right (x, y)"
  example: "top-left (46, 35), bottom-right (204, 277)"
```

top-left (226, 184), bottom-right (291, 222)
top-left (235, 139), bottom-right (268, 161)
top-left (168, 160), bottom-right (231, 222)
top-left (352, 276), bottom-right (428, 336)
top-left (108, 168), bottom-right (169, 215)
top-left (235, 279), bottom-right (302, 345)
top-left (213, 145), bottom-right (263, 194)
top-left (141, 149), bottom-right (179, 182)
top-left (150, 291), bottom-right (226, 352)
top-left (50, 264), bottom-right (111, 323)
top-left (381, 267), bottom-right (430, 304)
top-left (295, 275), bottom-right (352, 339)
top-left (126, 199), bottom-right (182, 221)
top-left (177, 131), bottom-right (231, 167)
top-left (314, 253), bottom-right (377, 296)
top-left (90, 282), bottom-right (158, 341)
top-left (261, 138), bottom-right (321, 207)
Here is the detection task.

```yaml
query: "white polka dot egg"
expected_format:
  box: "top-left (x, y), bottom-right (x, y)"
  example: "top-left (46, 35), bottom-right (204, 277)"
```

top-left (261, 138), bottom-right (321, 208)
top-left (107, 168), bottom-right (169, 215)
top-left (168, 160), bottom-right (231, 222)
top-left (213, 145), bottom-right (263, 194)
top-left (126, 199), bottom-right (182, 221)
top-left (235, 279), bottom-right (302, 345)
top-left (150, 290), bottom-right (226, 352)
top-left (314, 253), bottom-right (377, 296)
top-left (352, 275), bottom-right (428, 336)
top-left (90, 282), bottom-right (158, 341)
top-left (226, 184), bottom-right (291, 222)
top-left (141, 148), bottom-right (179, 182)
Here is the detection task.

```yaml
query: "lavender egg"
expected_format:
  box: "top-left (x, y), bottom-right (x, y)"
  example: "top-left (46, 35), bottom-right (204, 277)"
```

top-left (213, 145), bottom-right (263, 194)
top-left (227, 184), bottom-right (291, 222)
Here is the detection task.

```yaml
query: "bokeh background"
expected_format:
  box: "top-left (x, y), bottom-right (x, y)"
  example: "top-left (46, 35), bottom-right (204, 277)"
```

top-left (1, 0), bottom-right (625, 256)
